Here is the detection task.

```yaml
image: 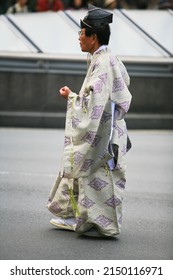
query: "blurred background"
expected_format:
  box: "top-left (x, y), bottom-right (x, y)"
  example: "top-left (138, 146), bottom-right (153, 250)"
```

top-left (0, 0), bottom-right (173, 129)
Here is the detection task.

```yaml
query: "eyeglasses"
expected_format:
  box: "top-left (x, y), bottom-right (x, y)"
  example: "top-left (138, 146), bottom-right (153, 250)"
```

top-left (78, 30), bottom-right (84, 36)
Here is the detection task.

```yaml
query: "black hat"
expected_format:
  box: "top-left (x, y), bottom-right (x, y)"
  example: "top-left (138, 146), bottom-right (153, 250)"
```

top-left (80, 4), bottom-right (113, 28)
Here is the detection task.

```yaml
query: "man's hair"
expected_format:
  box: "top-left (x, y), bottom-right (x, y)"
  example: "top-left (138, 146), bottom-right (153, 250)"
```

top-left (85, 24), bottom-right (111, 45)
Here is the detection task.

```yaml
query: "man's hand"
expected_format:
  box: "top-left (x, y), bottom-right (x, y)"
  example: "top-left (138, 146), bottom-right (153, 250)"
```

top-left (59, 86), bottom-right (71, 99)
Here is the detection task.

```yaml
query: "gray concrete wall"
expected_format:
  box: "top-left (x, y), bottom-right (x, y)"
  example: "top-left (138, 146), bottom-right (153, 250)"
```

top-left (129, 76), bottom-right (173, 114)
top-left (1, 71), bottom-right (173, 113)
top-left (0, 57), bottom-right (173, 129)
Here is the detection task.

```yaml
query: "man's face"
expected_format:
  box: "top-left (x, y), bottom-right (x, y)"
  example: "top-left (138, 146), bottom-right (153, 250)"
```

top-left (78, 28), bottom-right (94, 53)
top-left (19, 0), bottom-right (28, 6)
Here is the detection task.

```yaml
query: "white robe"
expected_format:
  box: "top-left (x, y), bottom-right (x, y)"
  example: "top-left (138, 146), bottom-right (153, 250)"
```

top-left (48, 47), bottom-right (132, 237)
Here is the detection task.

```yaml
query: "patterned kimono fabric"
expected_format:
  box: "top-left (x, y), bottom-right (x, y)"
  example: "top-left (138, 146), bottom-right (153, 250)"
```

top-left (49, 47), bottom-right (132, 237)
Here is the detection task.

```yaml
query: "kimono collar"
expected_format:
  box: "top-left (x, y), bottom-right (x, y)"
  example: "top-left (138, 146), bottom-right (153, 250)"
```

top-left (87, 45), bottom-right (109, 68)
top-left (93, 45), bottom-right (108, 56)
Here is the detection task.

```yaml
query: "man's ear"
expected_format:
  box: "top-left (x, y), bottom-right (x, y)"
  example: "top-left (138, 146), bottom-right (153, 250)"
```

top-left (92, 33), bottom-right (97, 43)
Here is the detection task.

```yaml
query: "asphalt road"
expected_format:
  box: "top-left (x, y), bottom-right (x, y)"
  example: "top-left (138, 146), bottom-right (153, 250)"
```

top-left (0, 128), bottom-right (173, 260)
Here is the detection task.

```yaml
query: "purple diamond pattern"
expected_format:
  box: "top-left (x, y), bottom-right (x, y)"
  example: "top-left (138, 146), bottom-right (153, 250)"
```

top-left (81, 131), bottom-right (101, 147)
top-left (62, 190), bottom-right (70, 201)
top-left (90, 105), bottom-right (103, 120)
top-left (72, 117), bottom-right (81, 128)
top-left (73, 151), bottom-right (84, 165)
top-left (114, 124), bottom-right (124, 138)
top-left (80, 159), bottom-right (94, 172)
top-left (100, 111), bottom-right (112, 124)
top-left (49, 201), bottom-right (62, 214)
top-left (91, 135), bottom-right (102, 147)
top-left (98, 73), bottom-right (107, 85)
top-left (88, 177), bottom-right (108, 191)
top-left (119, 101), bottom-right (130, 113)
top-left (93, 80), bottom-right (103, 94)
top-left (105, 195), bottom-right (121, 208)
top-left (112, 77), bottom-right (124, 93)
top-left (80, 196), bottom-right (95, 209)
top-left (94, 215), bottom-right (113, 228)
top-left (81, 131), bottom-right (96, 144)
top-left (116, 178), bottom-right (126, 190)
top-left (76, 217), bottom-right (85, 228)
top-left (64, 136), bottom-right (71, 147)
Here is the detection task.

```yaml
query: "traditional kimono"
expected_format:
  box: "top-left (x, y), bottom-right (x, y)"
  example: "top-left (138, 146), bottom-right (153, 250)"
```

top-left (48, 46), bottom-right (132, 237)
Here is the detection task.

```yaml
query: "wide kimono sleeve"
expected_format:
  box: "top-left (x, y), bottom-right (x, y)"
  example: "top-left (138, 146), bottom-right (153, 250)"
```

top-left (62, 55), bottom-right (113, 178)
